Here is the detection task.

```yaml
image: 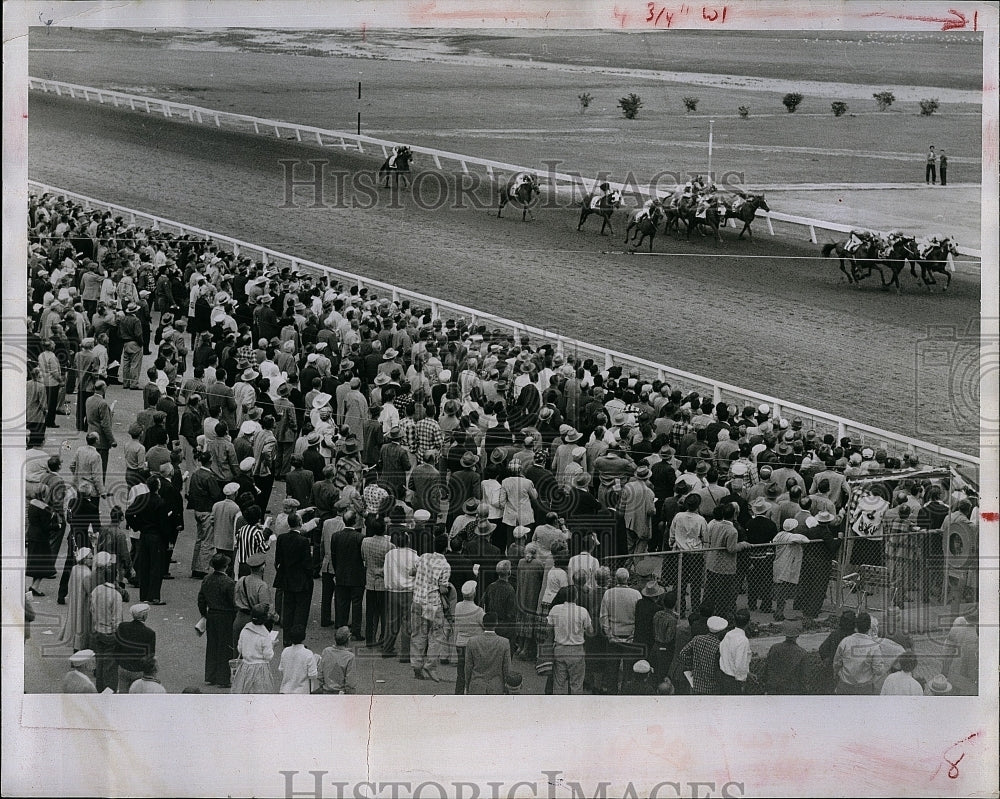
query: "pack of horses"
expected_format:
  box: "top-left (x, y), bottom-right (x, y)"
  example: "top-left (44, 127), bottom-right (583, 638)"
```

top-left (497, 175), bottom-right (771, 247)
top-left (821, 235), bottom-right (960, 292)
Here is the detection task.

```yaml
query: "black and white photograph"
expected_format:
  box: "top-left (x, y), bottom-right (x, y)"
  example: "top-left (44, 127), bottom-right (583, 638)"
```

top-left (3, 0), bottom-right (997, 796)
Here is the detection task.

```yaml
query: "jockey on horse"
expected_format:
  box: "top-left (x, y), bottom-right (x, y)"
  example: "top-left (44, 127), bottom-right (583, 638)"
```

top-left (631, 195), bottom-right (663, 225)
top-left (588, 181), bottom-right (613, 210)
top-left (510, 171), bottom-right (538, 199)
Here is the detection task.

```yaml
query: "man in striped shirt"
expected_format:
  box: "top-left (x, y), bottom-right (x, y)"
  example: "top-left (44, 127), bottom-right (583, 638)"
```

top-left (235, 505), bottom-right (271, 578)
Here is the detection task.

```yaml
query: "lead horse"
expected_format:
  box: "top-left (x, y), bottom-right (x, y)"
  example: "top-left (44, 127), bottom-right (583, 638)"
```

top-left (623, 205), bottom-right (664, 252)
top-left (909, 238), bottom-right (960, 291)
top-left (727, 192), bottom-right (770, 239)
top-left (379, 146), bottom-right (414, 188)
top-left (578, 190), bottom-right (624, 235)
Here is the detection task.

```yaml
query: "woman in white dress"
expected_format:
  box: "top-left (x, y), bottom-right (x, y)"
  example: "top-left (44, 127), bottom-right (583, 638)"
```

top-left (231, 604), bottom-right (275, 694)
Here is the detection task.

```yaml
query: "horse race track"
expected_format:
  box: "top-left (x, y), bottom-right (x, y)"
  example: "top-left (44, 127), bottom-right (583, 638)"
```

top-left (28, 86), bottom-right (980, 455)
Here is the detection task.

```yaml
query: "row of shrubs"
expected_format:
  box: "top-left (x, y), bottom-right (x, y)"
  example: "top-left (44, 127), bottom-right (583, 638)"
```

top-left (585, 91), bottom-right (942, 119)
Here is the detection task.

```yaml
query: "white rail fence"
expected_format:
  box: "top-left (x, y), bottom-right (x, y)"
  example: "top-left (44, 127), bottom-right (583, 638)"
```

top-left (27, 77), bottom-right (983, 259)
top-left (27, 181), bottom-right (979, 471)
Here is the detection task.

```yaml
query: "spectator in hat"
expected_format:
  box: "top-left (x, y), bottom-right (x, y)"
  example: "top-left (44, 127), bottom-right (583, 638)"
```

top-left (330, 510), bottom-right (366, 638)
top-left (274, 512), bottom-right (314, 646)
top-left (284, 453), bottom-right (316, 507)
top-left (379, 426), bottom-right (413, 500)
top-left (764, 620), bottom-right (808, 694)
top-left (211, 482), bottom-right (242, 578)
top-left (795, 510), bottom-right (840, 619)
top-left (114, 603), bottom-right (156, 693)
top-left (234, 550), bottom-right (276, 647)
top-left (198, 553), bottom-right (237, 688)
top-left (634, 579), bottom-right (665, 661)
top-left (678, 615), bottom-right (729, 695)
top-left (187, 451), bottom-right (223, 579)
top-left (668, 493), bottom-right (707, 615)
top-left (924, 674), bottom-right (954, 696)
top-left (464, 612), bottom-right (511, 695)
top-left (620, 465), bottom-right (657, 559)
top-left (63, 649), bottom-right (98, 693)
top-left (453, 579), bottom-right (486, 694)
top-left (771, 517), bottom-right (813, 621)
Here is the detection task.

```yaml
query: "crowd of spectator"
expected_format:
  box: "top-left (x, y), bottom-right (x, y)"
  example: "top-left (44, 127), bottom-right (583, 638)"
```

top-left (22, 191), bottom-right (980, 695)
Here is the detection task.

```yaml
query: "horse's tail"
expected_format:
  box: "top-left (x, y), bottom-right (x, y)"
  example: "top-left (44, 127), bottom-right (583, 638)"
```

top-left (821, 242), bottom-right (838, 258)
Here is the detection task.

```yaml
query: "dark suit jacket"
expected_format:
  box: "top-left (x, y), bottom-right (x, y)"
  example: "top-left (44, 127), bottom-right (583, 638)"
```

top-left (274, 531), bottom-right (313, 593)
top-left (114, 620), bottom-right (156, 670)
top-left (464, 631), bottom-right (511, 694)
top-left (330, 527), bottom-right (366, 587)
top-left (85, 394), bottom-right (115, 449)
top-left (462, 536), bottom-right (502, 591)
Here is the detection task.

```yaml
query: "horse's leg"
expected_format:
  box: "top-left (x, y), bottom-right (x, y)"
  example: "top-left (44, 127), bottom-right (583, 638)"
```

top-left (839, 259), bottom-right (853, 284)
top-left (497, 194), bottom-right (505, 218)
top-left (577, 208), bottom-right (587, 231)
top-left (624, 222), bottom-right (633, 244)
top-left (648, 232), bottom-right (655, 253)
top-left (944, 271), bottom-right (952, 291)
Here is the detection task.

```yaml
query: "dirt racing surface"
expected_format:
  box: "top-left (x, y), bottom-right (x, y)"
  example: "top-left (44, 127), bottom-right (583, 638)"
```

top-left (28, 93), bottom-right (981, 454)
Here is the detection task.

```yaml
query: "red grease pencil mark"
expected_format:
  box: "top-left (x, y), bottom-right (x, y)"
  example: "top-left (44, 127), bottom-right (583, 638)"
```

top-left (933, 732), bottom-right (982, 781)
top-left (981, 511), bottom-right (999, 523)
top-left (862, 9), bottom-right (969, 30)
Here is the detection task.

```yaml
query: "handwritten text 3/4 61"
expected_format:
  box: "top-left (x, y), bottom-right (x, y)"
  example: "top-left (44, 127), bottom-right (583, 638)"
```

top-left (646, 3), bottom-right (729, 28)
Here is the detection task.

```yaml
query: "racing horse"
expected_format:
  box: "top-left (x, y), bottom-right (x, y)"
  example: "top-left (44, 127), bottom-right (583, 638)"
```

top-left (623, 203), bottom-right (664, 252)
top-left (498, 174), bottom-right (540, 221)
top-left (909, 237), bottom-right (960, 291)
top-left (379, 146), bottom-right (414, 188)
top-left (872, 235), bottom-right (920, 293)
top-left (821, 238), bottom-right (885, 286)
top-left (682, 197), bottom-right (727, 243)
top-left (726, 192), bottom-right (770, 239)
top-left (577, 189), bottom-right (624, 235)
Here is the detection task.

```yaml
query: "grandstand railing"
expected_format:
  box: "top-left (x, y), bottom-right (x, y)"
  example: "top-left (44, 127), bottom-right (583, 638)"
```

top-left (27, 77), bottom-right (983, 259)
top-left (27, 180), bottom-right (980, 472)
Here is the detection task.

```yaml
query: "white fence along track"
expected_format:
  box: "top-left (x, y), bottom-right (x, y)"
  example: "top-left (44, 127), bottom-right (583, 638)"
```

top-left (27, 77), bottom-right (982, 259)
top-left (27, 181), bottom-right (980, 471)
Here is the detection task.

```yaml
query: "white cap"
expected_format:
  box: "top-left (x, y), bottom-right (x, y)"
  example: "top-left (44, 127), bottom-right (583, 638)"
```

top-left (223, 482), bottom-right (240, 496)
top-left (512, 526), bottom-right (530, 539)
top-left (632, 659), bottom-right (652, 674)
top-left (413, 509), bottom-right (432, 522)
top-left (707, 616), bottom-right (728, 633)
top-left (239, 457), bottom-right (255, 471)
top-left (69, 649), bottom-right (96, 666)
top-left (461, 580), bottom-right (478, 597)
top-left (782, 518), bottom-right (799, 532)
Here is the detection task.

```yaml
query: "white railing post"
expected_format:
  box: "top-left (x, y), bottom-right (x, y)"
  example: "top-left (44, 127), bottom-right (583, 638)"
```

top-left (188, 108), bottom-right (194, 121)
top-left (766, 214), bottom-right (775, 236)
top-left (315, 132), bottom-right (323, 145)
top-left (253, 122), bottom-right (260, 134)
top-left (604, 351), bottom-right (614, 370)
top-left (713, 385), bottom-right (723, 404)
top-left (215, 114), bottom-right (221, 127)
top-left (808, 224), bottom-right (817, 243)
top-left (433, 155), bottom-right (442, 169)
top-left (431, 301), bottom-right (440, 320)
top-left (295, 129), bottom-right (302, 142)
top-left (274, 125), bottom-right (280, 137)
top-left (837, 421), bottom-right (847, 442)
top-left (144, 99), bottom-right (150, 112)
